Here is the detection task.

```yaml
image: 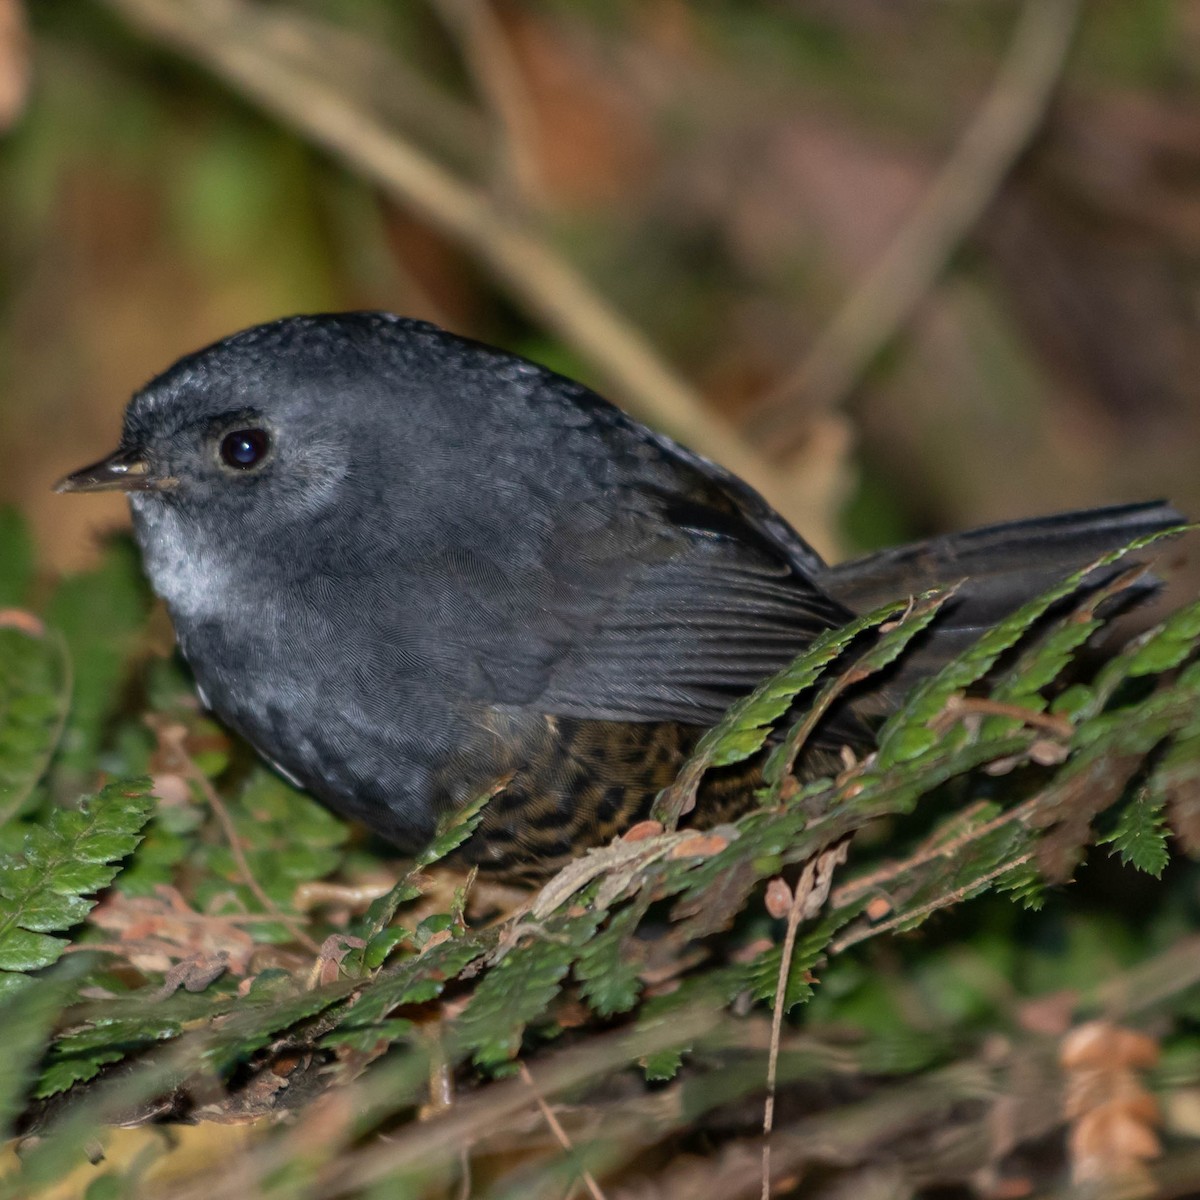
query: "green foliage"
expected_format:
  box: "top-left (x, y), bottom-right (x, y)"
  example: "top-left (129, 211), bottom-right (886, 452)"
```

top-left (0, 625), bottom-right (69, 826)
top-left (1101, 788), bottom-right (1171, 877)
top-left (0, 507), bottom-right (1198, 1197)
top-left (42, 539), bottom-right (149, 786)
top-left (0, 970), bottom-right (77, 1137)
top-left (874, 542), bottom-right (1155, 766)
top-left (455, 909), bottom-right (603, 1069)
top-left (36, 988), bottom-right (227, 1099)
top-left (654, 597), bottom-right (914, 823)
top-left (0, 780), bottom-right (153, 993)
top-left (3, 0), bottom-right (1198, 1185)
top-left (351, 785), bottom-right (494, 972)
top-left (575, 900), bottom-right (645, 1016)
top-left (686, 598), bottom-right (909, 769)
top-left (762, 589), bottom-right (949, 787)
top-left (0, 507), bottom-right (34, 609)
top-left (192, 766), bottom-right (348, 941)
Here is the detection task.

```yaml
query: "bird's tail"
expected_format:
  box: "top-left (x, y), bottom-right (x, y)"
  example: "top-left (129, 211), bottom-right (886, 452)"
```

top-left (818, 501), bottom-right (1186, 705)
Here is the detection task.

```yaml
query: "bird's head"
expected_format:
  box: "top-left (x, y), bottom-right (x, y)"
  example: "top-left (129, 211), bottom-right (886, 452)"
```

top-left (55, 312), bottom-right (478, 616)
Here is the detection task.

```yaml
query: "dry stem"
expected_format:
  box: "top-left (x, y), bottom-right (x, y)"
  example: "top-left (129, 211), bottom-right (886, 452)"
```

top-left (749, 0), bottom-right (1081, 453)
top-left (101, 0), bottom-right (809, 529)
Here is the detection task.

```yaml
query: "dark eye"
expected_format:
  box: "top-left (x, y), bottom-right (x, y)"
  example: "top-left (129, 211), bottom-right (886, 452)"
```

top-left (219, 428), bottom-right (271, 470)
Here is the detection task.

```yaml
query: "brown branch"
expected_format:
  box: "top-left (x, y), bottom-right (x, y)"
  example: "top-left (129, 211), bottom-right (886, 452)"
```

top-left (226, 3), bottom-right (486, 168)
top-left (100, 0), bottom-right (810, 529)
top-left (762, 857), bottom-right (819, 1200)
top-left (828, 851), bottom-right (1034, 954)
top-left (930, 695), bottom-right (1074, 739)
top-left (432, 0), bottom-right (545, 206)
top-left (748, 0), bottom-right (1082, 455)
top-left (313, 1006), bottom-right (719, 1199)
top-left (0, 0), bottom-right (31, 132)
top-left (519, 1062), bottom-right (609, 1200)
top-left (1094, 933), bottom-right (1200, 1021)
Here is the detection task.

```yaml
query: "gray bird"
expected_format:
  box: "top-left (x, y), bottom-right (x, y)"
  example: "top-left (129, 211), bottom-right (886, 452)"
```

top-left (56, 313), bottom-right (1183, 879)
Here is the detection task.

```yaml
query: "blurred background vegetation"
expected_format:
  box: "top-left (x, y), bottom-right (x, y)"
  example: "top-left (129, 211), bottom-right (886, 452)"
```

top-left (3, 5), bottom-right (1200, 1195)
top-left (4, 0), bottom-right (1200, 579)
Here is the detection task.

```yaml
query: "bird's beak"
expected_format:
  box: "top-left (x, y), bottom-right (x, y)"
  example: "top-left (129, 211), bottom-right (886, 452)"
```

top-left (54, 448), bottom-right (175, 495)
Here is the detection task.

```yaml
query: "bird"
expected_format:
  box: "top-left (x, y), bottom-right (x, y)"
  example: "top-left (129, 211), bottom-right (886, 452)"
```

top-left (56, 313), bottom-right (1183, 880)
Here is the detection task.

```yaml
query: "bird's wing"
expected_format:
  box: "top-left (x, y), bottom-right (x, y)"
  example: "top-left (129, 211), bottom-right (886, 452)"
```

top-left (444, 445), bottom-right (855, 729)
top-left (534, 530), bottom-right (850, 726)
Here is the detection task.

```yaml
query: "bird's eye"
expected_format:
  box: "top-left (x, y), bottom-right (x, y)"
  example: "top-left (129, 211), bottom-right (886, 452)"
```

top-left (219, 428), bottom-right (271, 470)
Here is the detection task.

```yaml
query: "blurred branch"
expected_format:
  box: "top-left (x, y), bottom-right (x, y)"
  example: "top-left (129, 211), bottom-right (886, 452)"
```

top-left (313, 1007), bottom-right (719, 1200)
top-left (640, 927), bottom-right (1200, 1200)
top-left (748, 0), bottom-right (1081, 458)
top-left (762, 856), bottom-right (824, 1200)
top-left (99, 0), bottom-right (816, 534)
top-left (1094, 933), bottom-right (1200, 1019)
top-left (1047, 1147), bottom-right (1200, 1200)
top-left (518, 1061), bottom-right (609, 1200)
top-left (219, 3), bottom-right (488, 171)
top-left (619, 1056), bottom-right (1055, 1200)
top-left (432, 0), bottom-right (546, 206)
top-left (0, 0), bottom-right (31, 132)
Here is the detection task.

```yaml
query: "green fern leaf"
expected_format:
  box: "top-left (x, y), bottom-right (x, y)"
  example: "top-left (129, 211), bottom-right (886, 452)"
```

top-left (1100, 789), bottom-right (1170, 878)
top-left (0, 508), bottom-right (34, 610)
top-left (0, 779), bottom-right (154, 987)
top-left (0, 624), bottom-right (70, 827)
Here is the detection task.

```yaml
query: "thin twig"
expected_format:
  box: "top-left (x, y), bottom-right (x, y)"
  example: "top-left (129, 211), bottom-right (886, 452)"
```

top-left (309, 1007), bottom-right (719, 1200)
top-left (101, 0), bottom-right (807, 527)
top-left (433, 0), bottom-right (545, 206)
top-left (520, 1062), bottom-right (609, 1200)
top-left (831, 797), bottom-right (1002, 909)
top-left (183, 760), bottom-right (322, 954)
top-left (0, 626), bottom-right (72, 827)
top-left (748, 0), bottom-right (1082, 454)
top-left (829, 851), bottom-right (1033, 954)
top-left (830, 737), bottom-right (1098, 911)
top-left (762, 856), bottom-right (819, 1200)
top-left (929, 694), bottom-right (1074, 738)
top-left (235, 3), bottom-right (485, 168)
top-left (455, 1145), bottom-right (472, 1200)
top-left (1094, 934), bottom-right (1200, 1020)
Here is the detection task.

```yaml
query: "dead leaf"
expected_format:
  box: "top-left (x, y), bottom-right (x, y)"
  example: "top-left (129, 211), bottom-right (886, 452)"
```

top-left (1061, 1020), bottom-right (1163, 1185)
top-left (802, 841), bottom-right (850, 919)
top-left (88, 885), bottom-right (257, 978)
top-left (764, 877), bottom-right (793, 919)
top-left (1029, 739), bottom-right (1070, 766)
top-left (1060, 1021), bottom-right (1159, 1071)
top-left (667, 833), bottom-right (728, 859)
top-left (311, 934), bottom-right (367, 987)
top-left (146, 952), bottom-right (231, 1001)
top-left (0, 607), bottom-right (43, 635)
top-left (622, 819), bottom-right (664, 842)
top-left (731, 937), bottom-right (775, 964)
top-left (150, 772), bottom-right (192, 809)
top-left (531, 832), bottom-right (682, 918)
top-left (418, 930), bottom-right (452, 957)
